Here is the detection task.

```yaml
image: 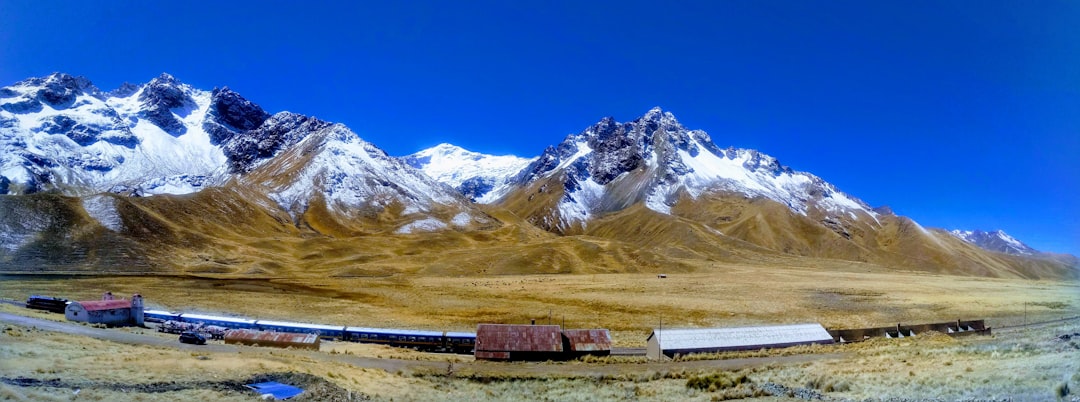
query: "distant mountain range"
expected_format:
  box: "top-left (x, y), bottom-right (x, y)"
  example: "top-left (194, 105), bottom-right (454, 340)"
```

top-left (1, 73), bottom-right (1075, 279)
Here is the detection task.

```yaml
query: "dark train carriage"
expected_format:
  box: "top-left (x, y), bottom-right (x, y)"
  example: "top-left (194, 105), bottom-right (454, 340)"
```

top-left (444, 331), bottom-right (477, 354)
top-left (344, 327), bottom-right (445, 350)
top-left (26, 295), bottom-right (69, 314)
top-left (254, 320), bottom-right (346, 339)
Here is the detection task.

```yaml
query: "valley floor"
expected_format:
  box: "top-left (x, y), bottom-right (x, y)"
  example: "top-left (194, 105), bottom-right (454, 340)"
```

top-left (0, 262), bottom-right (1078, 400)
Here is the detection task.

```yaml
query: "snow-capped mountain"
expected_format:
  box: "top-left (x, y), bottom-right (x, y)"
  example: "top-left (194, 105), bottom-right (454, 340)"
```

top-left (239, 125), bottom-right (491, 233)
top-left (497, 107), bottom-right (878, 230)
top-left (0, 73), bottom-right (226, 195)
top-left (402, 143), bottom-right (535, 203)
top-left (0, 73), bottom-right (342, 196)
top-left (0, 72), bottom-right (484, 234)
top-left (950, 229), bottom-right (1038, 256)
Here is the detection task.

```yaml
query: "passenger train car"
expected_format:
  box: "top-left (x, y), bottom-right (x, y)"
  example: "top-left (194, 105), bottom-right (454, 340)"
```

top-left (149, 311), bottom-right (475, 353)
top-left (179, 313), bottom-right (257, 329)
top-left (142, 310), bottom-right (180, 323)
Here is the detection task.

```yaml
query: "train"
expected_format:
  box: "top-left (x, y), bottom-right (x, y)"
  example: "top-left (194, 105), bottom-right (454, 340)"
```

top-left (143, 310), bottom-right (475, 353)
top-left (25, 295), bottom-right (69, 314)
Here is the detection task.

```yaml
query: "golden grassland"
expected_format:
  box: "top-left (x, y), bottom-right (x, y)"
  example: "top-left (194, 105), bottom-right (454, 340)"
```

top-left (1, 309), bottom-right (1078, 401)
top-left (1, 261), bottom-right (1077, 347)
top-left (2, 258), bottom-right (1078, 400)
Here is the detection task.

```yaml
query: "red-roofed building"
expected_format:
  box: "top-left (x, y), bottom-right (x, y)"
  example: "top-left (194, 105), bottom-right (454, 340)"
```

top-left (65, 293), bottom-right (144, 326)
top-left (475, 324), bottom-right (563, 361)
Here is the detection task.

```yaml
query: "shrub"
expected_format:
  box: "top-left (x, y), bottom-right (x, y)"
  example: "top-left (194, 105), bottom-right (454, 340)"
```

top-left (1054, 382), bottom-right (1070, 400)
top-left (686, 372), bottom-right (750, 391)
top-left (806, 375), bottom-right (850, 393)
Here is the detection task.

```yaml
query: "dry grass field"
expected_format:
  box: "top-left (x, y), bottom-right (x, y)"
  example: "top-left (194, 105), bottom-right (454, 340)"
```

top-left (1, 259), bottom-right (1078, 400)
top-left (1, 310), bottom-right (1078, 401)
top-left (2, 261), bottom-right (1076, 345)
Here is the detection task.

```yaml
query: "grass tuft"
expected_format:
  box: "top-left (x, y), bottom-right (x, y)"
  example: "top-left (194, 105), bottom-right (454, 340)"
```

top-left (686, 371), bottom-right (750, 392)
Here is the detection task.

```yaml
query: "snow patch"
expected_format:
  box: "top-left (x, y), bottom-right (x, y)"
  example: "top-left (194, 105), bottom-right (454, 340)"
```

top-left (451, 212), bottom-right (472, 227)
top-left (395, 218), bottom-right (447, 234)
top-left (81, 195), bottom-right (123, 231)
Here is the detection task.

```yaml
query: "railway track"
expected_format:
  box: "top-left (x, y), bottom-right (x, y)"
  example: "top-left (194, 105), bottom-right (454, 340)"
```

top-left (995, 315), bottom-right (1080, 332)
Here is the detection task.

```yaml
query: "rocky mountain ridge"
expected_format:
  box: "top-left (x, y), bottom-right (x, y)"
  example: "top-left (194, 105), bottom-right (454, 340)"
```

top-left (0, 73), bottom-right (1074, 279)
top-left (0, 72), bottom-right (487, 240)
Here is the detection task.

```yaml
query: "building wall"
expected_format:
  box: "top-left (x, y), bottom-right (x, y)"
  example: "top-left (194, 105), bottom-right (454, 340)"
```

top-left (131, 294), bottom-right (144, 326)
top-left (65, 302), bottom-right (132, 326)
top-left (64, 303), bottom-right (86, 323)
top-left (646, 335), bottom-right (663, 360)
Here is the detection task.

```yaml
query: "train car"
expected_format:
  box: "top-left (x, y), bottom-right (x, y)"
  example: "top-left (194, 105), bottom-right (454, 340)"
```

top-left (344, 327), bottom-right (445, 351)
top-left (255, 320), bottom-right (346, 339)
top-left (179, 313), bottom-right (257, 330)
top-left (444, 331), bottom-right (477, 354)
top-left (142, 310), bottom-right (180, 323)
top-left (25, 295), bottom-right (69, 314)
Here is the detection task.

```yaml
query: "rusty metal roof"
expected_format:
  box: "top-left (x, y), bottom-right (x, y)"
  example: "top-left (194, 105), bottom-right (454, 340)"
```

top-left (74, 299), bottom-right (132, 311)
top-left (224, 329), bottom-right (319, 346)
top-left (562, 329), bottom-right (612, 352)
top-left (476, 324), bottom-right (563, 353)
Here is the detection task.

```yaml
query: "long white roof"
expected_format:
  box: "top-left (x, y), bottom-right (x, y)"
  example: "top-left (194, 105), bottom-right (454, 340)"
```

top-left (256, 320), bottom-right (344, 331)
top-left (180, 313), bottom-right (256, 325)
top-left (650, 323), bottom-right (832, 350)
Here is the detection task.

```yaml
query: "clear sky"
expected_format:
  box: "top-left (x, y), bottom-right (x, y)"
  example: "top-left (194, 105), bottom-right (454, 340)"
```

top-left (1, 1), bottom-right (1077, 255)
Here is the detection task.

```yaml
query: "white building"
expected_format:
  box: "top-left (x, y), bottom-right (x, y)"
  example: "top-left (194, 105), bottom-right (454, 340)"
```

top-left (646, 323), bottom-right (833, 360)
top-left (65, 293), bottom-right (144, 326)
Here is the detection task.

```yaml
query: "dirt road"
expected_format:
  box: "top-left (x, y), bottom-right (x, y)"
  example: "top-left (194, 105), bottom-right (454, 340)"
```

top-left (0, 312), bottom-right (844, 377)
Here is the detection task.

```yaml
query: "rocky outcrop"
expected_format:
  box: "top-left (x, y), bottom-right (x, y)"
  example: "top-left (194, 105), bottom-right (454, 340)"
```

top-left (138, 73), bottom-right (195, 136)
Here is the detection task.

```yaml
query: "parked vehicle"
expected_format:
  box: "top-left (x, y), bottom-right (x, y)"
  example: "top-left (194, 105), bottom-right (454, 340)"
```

top-left (179, 331), bottom-right (206, 345)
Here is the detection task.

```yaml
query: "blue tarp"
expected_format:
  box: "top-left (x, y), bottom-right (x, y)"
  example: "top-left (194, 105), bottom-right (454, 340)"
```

top-left (246, 381), bottom-right (304, 400)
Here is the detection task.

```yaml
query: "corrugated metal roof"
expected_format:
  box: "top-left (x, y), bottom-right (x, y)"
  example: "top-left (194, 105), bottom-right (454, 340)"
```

top-left (650, 323), bottom-right (833, 351)
top-left (224, 329), bottom-right (320, 346)
top-left (476, 324), bottom-right (563, 352)
top-left (75, 300), bottom-right (132, 311)
top-left (562, 329), bottom-right (612, 352)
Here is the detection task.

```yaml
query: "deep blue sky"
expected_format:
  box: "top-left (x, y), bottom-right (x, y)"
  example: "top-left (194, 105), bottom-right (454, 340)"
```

top-left (2, 1), bottom-right (1077, 255)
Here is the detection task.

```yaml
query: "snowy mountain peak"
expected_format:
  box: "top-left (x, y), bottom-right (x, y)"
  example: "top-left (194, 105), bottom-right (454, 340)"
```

top-left (950, 229), bottom-right (1037, 256)
top-left (1, 72), bottom-right (299, 195)
top-left (403, 143), bottom-right (535, 203)
top-left (203, 86), bottom-right (271, 145)
top-left (138, 73), bottom-right (200, 135)
top-left (502, 107), bottom-right (877, 230)
top-left (641, 106), bottom-right (678, 125)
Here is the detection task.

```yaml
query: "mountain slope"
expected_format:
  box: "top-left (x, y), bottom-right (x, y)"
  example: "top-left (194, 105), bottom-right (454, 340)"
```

top-left (950, 229), bottom-right (1037, 256)
top-left (402, 143), bottom-right (535, 203)
top-left (238, 125), bottom-right (497, 236)
top-left (0, 73), bottom-right (1074, 280)
top-left (495, 107), bottom-right (878, 233)
top-left (486, 108), bottom-right (1076, 279)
